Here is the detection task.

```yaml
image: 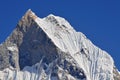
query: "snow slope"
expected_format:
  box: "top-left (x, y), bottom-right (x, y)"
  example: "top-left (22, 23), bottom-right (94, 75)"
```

top-left (0, 9), bottom-right (119, 80)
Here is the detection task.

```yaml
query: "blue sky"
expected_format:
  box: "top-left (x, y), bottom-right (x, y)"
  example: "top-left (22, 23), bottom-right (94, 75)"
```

top-left (0, 0), bottom-right (120, 70)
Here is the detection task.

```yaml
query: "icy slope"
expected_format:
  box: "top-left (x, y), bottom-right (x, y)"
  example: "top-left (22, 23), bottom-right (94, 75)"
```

top-left (0, 9), bottom-right (119, 80)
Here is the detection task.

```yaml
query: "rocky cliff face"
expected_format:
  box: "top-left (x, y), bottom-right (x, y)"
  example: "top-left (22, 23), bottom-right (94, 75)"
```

top-left (0, 9), bottom-right (119, 80)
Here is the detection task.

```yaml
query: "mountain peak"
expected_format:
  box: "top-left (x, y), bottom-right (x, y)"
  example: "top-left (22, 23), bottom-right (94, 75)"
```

top-left (16, 9), bottom-right (38, 33)
top-left (26, 9), bottom-right (33, 13)
top-left (23, 9), bottom-right (37, 20)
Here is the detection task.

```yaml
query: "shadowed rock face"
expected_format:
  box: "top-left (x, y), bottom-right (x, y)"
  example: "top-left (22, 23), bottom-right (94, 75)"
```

top-left (0, 43), bottom-right (10, 70)
top-left (17, 19), bottom-right (58, 69)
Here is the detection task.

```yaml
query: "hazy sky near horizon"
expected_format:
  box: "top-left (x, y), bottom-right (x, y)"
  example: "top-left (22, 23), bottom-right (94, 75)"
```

top-left (0, 0), bottom-right (120, 70)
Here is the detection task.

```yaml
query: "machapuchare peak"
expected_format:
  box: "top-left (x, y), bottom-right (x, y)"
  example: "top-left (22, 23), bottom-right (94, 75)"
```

top-left (22, 9), bottom-right (38, 20)
top-left (0, 10), bottom-right (119, 80)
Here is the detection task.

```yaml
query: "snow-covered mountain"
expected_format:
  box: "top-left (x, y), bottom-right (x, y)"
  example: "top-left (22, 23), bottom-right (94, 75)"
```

top-left (0, 9), bottom-right (119, 80)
